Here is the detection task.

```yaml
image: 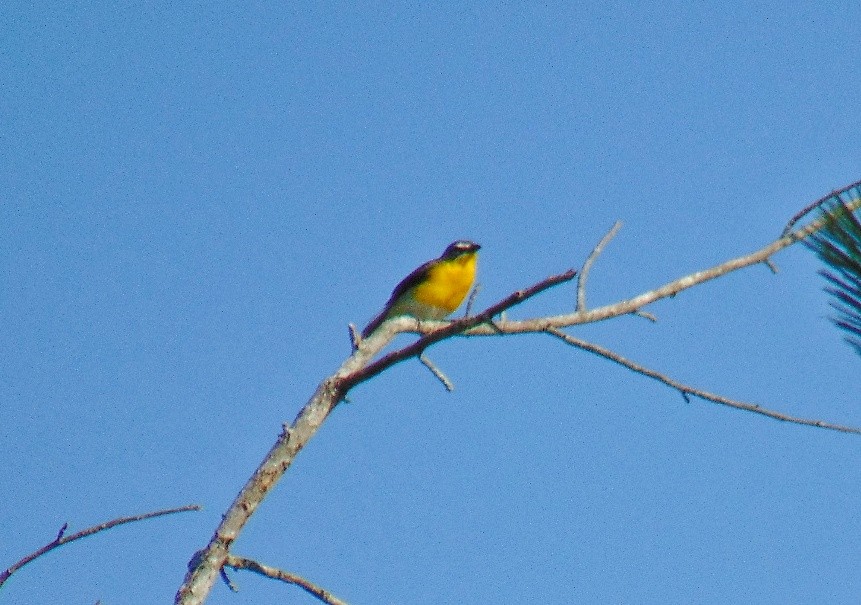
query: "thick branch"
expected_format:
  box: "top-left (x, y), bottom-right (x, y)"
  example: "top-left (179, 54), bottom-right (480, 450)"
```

top-left (1, 504), bottom-right (201, 587)
top-left (175, 269), bottom-right (576, 604)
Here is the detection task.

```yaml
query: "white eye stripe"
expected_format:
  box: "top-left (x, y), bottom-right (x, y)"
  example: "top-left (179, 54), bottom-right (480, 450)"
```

top-left (452, 240), bottom-right (479, 249)
top-left (441, 240), bottom-right (480, 258)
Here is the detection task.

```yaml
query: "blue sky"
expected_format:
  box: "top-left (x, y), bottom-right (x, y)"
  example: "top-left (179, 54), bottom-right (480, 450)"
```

top-left (3, 2), bottom-right (861, 603)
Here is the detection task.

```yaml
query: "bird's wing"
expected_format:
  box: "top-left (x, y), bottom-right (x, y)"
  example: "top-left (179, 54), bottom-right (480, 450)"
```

top-left (361, 258), bottom-right (436, 337)
top-left (383, 259), bottom-right (435, 307)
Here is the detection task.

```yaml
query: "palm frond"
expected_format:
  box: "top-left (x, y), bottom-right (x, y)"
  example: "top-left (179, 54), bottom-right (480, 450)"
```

top-left (804, 183), bottom-right (861, 356)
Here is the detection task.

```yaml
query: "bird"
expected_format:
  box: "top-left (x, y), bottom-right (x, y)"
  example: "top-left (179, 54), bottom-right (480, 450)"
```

top-left (361, 240), bottom-right (481, 338)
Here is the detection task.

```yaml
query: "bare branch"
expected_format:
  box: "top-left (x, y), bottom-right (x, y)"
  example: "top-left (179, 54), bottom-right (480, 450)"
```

top-left (1, 504), bottom-right (201, 587)
top-left (420, 353), bottom-right (455, 391)
top-left (224, 554), bottom-right (350, 605)
top-left (175, 268), bottom-right (576, 604)
top-left (545, 327), bottom-right (861, 435)
top-left (176, 182), bottom-right (861, 604)
top-left (464, 283), bottom-right (481, 316)
top-left (578, 221), bottom-right (622, 312)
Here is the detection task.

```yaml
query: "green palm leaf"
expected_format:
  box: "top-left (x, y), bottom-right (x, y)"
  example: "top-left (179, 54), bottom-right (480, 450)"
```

top-left (804, 183), bottom-right (861, 355)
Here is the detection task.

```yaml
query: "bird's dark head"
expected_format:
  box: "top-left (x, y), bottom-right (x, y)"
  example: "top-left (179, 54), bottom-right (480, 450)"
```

top-left (441, 240), bottom-right (481, 259)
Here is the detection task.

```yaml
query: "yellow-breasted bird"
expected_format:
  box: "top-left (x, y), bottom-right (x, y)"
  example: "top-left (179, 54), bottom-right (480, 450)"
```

top-left (361, 240), bottom-right (481, 338)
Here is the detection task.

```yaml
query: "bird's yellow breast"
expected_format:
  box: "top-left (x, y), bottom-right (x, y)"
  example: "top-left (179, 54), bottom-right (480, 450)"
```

top-left (411, 252), bottom-right (477, 316)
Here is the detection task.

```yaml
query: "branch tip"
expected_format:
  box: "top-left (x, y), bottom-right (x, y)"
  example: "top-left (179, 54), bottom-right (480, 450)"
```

top-left (347, 323), bottom-right (361, 350)
top-left (420, 354), bottom-right (455, 391)
top-left (220, 567), bottom-right (239, 592)
top-left (578, 220), bottom-right (622, 312)
top-left (633, 310), bottom-right (658, 322)
top-left (464, 283), bottom-right (481, 316)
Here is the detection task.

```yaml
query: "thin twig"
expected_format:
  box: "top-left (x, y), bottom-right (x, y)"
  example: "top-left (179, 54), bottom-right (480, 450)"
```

top-left (1, 504), bottom-right (201, 587)
top-left (632, 310), bottom-right (658, 322)
top-left (220, 565), bottom-right (239, 592)
top-left (578, 221), bottom-right (622, 312)
top-left (347, 323), bottom-right (361, 351)
top-left (420, 353), bottom-right (455, 391)
top-left (224, 554), bottom-right (350, 605)
top-left (464, 283), bottom-right (481, 316)
top-left (544, 327), bottom-right (861, 435)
